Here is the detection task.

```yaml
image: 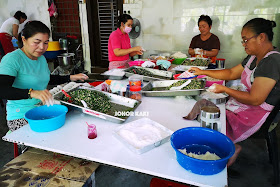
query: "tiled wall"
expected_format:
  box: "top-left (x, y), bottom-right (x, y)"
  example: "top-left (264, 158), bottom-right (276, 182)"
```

top-left (52, 0), bottom-right (81, 37)
top-left (124, 0), bottom-right (280, 68)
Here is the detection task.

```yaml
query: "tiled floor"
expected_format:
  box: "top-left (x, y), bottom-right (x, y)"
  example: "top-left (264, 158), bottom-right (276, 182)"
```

top-left (0, 104), bottom-right (279, 187)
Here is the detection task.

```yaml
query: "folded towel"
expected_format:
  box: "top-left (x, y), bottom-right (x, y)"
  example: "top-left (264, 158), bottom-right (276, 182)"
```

top-left (183, 99), bottom-right (217, 120)
top-left (142, 61), bottom-right (155, 68)
top-left (156, 60), bottom-right (171, 70)
top-left (110, 81), bottom-right (127, 93)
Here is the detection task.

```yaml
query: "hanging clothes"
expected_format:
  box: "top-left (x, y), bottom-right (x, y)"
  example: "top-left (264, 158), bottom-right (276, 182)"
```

top-left (0, 33), bottom-right (14, 55)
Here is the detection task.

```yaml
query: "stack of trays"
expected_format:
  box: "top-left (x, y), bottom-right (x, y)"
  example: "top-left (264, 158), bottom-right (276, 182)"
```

top-left (124, 66), bottom-right (173, 81)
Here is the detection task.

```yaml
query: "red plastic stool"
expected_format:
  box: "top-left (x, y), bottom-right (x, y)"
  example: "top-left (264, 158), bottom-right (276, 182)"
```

top-left (150, 178), bottom-right (190, 187)
top-left (14, 143), bottom-right (19, 158)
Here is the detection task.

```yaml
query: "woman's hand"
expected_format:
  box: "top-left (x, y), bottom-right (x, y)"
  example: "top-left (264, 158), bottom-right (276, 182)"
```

top-left (70, 73), bottom-right (89, 82)
top-left (188, 67), bottom-right (204, 75)
top-left (209, 84), bottom-right (226, 93)
top-left (30, 89), bottom-right (54, 106)
top-left (132, 46), bottom-right (144, 55)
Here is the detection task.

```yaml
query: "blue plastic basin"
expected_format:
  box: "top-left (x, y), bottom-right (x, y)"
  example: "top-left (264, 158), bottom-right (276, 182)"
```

top-left (170, 127), bottom-right (235, 175)
top-left (43, 50), bottom-right (62, 59)
top-left (25, 105), bottom-right (68, 132)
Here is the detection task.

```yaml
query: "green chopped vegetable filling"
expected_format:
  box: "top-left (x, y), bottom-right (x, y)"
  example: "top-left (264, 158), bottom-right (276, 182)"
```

top-left (62, 89), bottom-right (112, 113)
top-left (181, 58), bottom-right (209, 66)
top-left (167, 79), bottom-right (204, 90)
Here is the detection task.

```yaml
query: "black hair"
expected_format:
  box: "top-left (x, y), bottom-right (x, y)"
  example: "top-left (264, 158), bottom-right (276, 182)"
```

top-left (198, 15), bottom-right (212, 27)
top-left (117, 14), bottom-right (133, 28)
top-left (243, 18), bottom-right (276, 42)
top-left (14, 11), bottom-right (27, 21)
top-left (18, 21), bottom-right (50, 48)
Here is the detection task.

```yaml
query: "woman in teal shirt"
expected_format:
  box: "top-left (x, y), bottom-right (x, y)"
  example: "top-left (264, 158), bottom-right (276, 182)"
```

top-left (0, 21), bottom-right (88, 131)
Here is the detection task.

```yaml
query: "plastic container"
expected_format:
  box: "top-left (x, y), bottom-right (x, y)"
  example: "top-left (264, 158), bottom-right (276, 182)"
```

top-left (47, 41), bottom-right (61, 51)
top-left (43, 51), bottom-right (62, 59)
top-left (105, 80), bottom-right (112, 92)
top-left (216, 58), bottom-right (225, 69)
top-left (25, 105), bottom-right (68, 132)
top-left (150, 178), bottom-right (190, 187)
top-left (172, 58), bottom-right (186, 65)
top-left (129, 86), bottom-right (142, 101)
top-left (114, 118), bottom-right (173, 154)
top-left (128, 60), bottom-right (145, 67)
top-left (205, 80), bottom-right (224, 87)
top-left (88, 124), bottom-right (97, 139)
top-left (11, 38), bottom-right (18, 48)
top-left (197, 75), bottom-right (224, 87)
top-left (170, 127), bottom-right (235, 175)
top-left (129, 74), bottom-right (142, 86)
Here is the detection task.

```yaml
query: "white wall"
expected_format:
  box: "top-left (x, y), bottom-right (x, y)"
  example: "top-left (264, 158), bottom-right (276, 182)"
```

top-left (79, 2), bottom-right (91, 73)
top-left (0, 0), bottom-right (51, 37)
top-left (124, 0), bottom-right (280, 68)
top-left (0, 0), bottom-right (92, 72)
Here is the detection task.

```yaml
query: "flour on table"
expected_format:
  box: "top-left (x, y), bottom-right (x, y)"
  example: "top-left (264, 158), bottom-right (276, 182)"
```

top-left (118, 123), bottom-right (169, 149)
top-left (179, 149), bottom-right (221, 160)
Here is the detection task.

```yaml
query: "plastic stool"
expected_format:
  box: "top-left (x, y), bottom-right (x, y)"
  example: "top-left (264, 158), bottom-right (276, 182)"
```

top-left (150, 178), bottom-right (190, 187)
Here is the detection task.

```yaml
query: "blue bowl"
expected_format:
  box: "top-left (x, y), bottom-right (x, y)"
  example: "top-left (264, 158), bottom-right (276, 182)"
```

top-left (170, 127), bottom-right (235, 175)
top-left (43, 50), bottom-right (62, 59)
top-left (25, 105), bottom-right (68, 132)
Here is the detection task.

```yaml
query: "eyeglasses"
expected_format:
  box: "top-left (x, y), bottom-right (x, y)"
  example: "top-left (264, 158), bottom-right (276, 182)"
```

top-left (241, 35), bottom-right (258, 44)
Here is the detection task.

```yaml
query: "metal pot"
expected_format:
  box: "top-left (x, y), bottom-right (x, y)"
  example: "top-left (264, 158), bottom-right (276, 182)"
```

top-left (199, 106), bottom-right (221, 132)
top-left (59, 38), bottom-right (68, 51)
top-left (57, 53), bottom-right (75, 67)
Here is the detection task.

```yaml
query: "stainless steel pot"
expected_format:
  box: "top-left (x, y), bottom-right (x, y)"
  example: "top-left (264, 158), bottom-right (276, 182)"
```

top-left (57, 53), bottom-right (75, 67)
top-left (199, 106), bottom-right (222, 132)
top-left (59, 38), bottom-right (68, 51)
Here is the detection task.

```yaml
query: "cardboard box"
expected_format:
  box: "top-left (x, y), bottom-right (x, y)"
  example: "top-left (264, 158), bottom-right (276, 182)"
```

top-left (0, 148), bottom-right (99, 187)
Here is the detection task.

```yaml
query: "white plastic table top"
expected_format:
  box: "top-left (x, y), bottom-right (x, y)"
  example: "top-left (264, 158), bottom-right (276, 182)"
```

top-left (2, 96), bottom-right (227, 187)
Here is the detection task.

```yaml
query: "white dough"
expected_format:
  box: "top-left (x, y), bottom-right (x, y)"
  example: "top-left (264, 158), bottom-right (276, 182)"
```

top-left (179, 149), bottom-right (221, 160)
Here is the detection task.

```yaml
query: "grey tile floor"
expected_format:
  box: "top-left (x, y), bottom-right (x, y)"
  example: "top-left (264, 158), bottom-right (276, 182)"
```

top-left (0, 104), bottom-right (279, 187)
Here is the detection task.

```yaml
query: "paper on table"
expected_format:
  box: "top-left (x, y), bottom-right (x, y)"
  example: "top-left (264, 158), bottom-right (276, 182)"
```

top-left (178, 71), bottom-right (197, 79)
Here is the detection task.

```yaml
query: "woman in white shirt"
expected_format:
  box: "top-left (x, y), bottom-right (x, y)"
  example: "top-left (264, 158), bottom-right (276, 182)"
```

top-left (0, 11), bottom-right (27, 55)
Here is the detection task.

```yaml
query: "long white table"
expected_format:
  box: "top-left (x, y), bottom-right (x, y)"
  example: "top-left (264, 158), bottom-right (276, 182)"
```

top-left (2, 96), bottom-right (227, 187)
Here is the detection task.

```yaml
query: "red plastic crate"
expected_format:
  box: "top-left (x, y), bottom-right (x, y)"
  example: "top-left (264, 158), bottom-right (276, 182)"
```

top-left (150, 178), bottom-right (190, 187)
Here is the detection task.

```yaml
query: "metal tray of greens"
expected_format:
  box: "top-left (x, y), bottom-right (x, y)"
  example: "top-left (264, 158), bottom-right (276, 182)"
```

top-left (171, 65), bottom-right (208, 73)
top-left (54, 86), bottom-right (141, 123)
top-left (124, 66), bottom-right (173, 81)
top-left (141, 79), bottom-right (206, 97)
top-left (181, 57), bottom-right (210, 66)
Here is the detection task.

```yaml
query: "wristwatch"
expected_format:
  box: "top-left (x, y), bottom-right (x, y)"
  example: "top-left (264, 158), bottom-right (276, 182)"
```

top-left (28, 88), bottom-right (33, 99)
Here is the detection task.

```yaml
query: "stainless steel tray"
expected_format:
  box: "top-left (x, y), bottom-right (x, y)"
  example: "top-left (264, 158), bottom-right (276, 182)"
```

top-left (101, 69), bottom-right (125, 80)
top-left (171, 65), bottom-right (208, 74)
top-left (124, 66), bottom-right (173, 81)
top-left (142, 79), bottom-right (206, 97)
top-left (54, 86), bottom-right (141, 123)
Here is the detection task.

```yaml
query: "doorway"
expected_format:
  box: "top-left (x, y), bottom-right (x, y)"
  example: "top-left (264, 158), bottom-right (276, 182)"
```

top-left (86, 0), bottom-right (123, 69)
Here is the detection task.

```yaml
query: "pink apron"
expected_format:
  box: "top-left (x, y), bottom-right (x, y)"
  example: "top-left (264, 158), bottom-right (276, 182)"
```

top-left (226, 51), bottom-right (280, 143)
top-left (109, 59), bottom-right (131, 70)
